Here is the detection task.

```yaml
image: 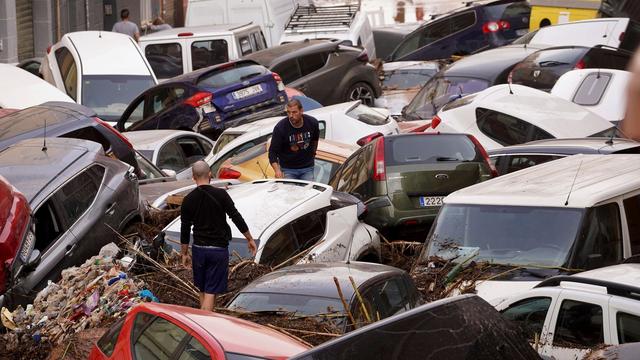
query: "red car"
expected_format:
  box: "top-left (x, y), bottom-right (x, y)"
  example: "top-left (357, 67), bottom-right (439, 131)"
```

top-left (89, 302), bottom-right (310, 360)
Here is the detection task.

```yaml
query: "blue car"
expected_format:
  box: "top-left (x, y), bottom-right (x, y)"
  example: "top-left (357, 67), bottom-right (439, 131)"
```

top-left (388, 0), bottom-right (531, 62)
top-left (116, 60), bottom-right (288, 139)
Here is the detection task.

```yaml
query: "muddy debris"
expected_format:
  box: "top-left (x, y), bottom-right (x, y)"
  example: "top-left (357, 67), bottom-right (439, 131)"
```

top-left (380, 239), bottom-right (423, 273)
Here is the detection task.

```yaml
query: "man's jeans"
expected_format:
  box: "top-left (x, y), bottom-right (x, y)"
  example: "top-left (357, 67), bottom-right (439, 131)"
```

top-left (282, 166), bottom-right (314, 181)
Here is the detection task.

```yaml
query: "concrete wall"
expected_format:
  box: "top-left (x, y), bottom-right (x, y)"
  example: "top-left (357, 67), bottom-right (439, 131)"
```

top-left (0, 1), bottom-right (19, 63)
top-left (33, 0), bottom-right (53, 57)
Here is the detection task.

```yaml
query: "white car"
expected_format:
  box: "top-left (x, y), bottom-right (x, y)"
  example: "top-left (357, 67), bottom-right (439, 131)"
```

top-left (0, 64), bottom-right (73, 109)
top-left (551, 69), bottom-right (630, 123)
top-left (125, 130), bottom-right (215, 180)
top-left (495, 264), bottom-right (640, 360)
top-left (162, 180), bottom-right (381, 265)
top-left (40, 31), bottom-right (158, 123)
top-left (207, 101), bottom-right (399, 176)
top-left (430, 84), bottom-right (615, 150)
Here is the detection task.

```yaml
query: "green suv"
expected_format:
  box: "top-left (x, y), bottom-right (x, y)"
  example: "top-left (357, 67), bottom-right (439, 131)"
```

top-left (328, 133), bottom-right (496, 237)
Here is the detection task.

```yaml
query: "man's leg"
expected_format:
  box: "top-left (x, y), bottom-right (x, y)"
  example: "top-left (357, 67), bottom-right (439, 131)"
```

top-left (281, 167), bottom-right (297, 179)
top-left (299, 166), bottom-right (315, 181)
top-left (201, 293), bottom-right (216, 311)
top-left (199, 293), bottom-right (204, 306)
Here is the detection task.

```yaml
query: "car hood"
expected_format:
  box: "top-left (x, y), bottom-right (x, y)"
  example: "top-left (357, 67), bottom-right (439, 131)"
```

top-left (475, 280), bottom-right (541, 306)
top-left (374, 89), bottom-right (420, 116)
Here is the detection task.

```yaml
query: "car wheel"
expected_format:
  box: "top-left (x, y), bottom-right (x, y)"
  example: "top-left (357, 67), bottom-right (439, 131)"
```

top-left (346, 82), bottom-right (375, 106)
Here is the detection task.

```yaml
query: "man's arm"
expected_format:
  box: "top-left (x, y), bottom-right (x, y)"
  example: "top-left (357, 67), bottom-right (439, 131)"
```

top-left (180, 196), bottom-right (193, 266)
top-left (134, 24), bottom-right (140, 42)
top-left (222, 191), bottom-right (257, 257)
top-left (269, 123), bottom-right (284, 178)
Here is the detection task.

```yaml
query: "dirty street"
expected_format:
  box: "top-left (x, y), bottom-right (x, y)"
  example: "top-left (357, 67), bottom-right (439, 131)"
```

top-left (2, 0), bottom-right (640, 359)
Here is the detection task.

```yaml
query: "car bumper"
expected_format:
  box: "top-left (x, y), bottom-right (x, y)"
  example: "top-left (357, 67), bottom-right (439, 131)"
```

top-left (364, 196), bottom-right (441, 230)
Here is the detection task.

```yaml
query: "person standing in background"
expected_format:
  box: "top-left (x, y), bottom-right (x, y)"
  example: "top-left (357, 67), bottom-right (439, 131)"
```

top-left (112, 9), bottom-right (140, 42)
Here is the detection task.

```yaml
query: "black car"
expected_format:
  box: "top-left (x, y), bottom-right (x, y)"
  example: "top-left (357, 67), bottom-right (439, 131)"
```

top-left (510, 45), bottom-right (632, 91)
top-left (388, 0), bottom-right (531, 62)
top-left (0, 101), bottom-right (139, 175)
top-left (243, 40), bottom-right (382, 106)
top-left (401, 43), bottom-right (545, 120)
top-left (0, 138), bottom-right (140, 310)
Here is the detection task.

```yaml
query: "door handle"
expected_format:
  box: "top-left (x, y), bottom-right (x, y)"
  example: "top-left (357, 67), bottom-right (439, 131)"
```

top-left (105, 202), bottom-right (117, 216)
top-left (65, 243), bottom-right (77, 257)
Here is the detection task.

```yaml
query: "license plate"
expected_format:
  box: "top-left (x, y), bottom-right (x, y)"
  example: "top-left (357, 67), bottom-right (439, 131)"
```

top-left (232, 84), bottom-right (263, 100)
top-left (516, 29), bottom-right (528, 36)
top-left (419, 196), bottom-right (444, 207)
top-left (201, 102), bottom-right (215, 113)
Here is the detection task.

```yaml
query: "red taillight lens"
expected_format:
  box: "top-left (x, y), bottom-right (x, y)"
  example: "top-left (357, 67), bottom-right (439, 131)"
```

top-left (373, 137), bottom-right (386, 181)
top-left (499, 20), bottom-right (511, 30)
top-left (177, 32), bottom-right (194, 37)
top-left (272, 72), bottom-right (282, 83)
top-left (272, 72), bottom-right (285, 91)
top-left (356, 50), bottom-right (369, 63)
top-left (431, 115), bottom-right (442, 129)
top-left (218, 167), bottom-right (241, 179)
top-left (574, 59), bottom-right (586, 70)
top-left (483, 21), bottom-right (500, 33)
top-left (184, 91), bottom-right (213, 108)
top-left (468, 135), bottom-right (498, 177)
top-left (356, 132), bottom-right (384, 146)
top-left (46, 45), bottom-right (52, 54)
top-left (94, 117), bottom-right (133, 149)
top-left (0, 178), bottom-right (30, 294)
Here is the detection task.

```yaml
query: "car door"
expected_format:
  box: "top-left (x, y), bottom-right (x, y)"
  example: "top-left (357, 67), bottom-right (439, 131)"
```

top-left (176, 135), bottom-right (209, 165)
top-left (288, 52), bottom-right (331, 103)
top-left (141, 85), bottom-right (193, 131)
top-left (499, 292), bottom-right (559, 349)
top-left (307, 204), bottom-right (361, 262)
top-left (271, 59), bottom-right (303, 87)
top-left (609, 297), bottom-right (640, 345)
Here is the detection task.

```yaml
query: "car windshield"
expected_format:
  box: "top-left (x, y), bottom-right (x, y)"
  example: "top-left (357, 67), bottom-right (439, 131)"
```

top-left (213, 133), bottom-right (243, 154)
top-left (135, 151), bottom-right (164, 181)
top-left (197, 63), bottom-right (268, 89)
top-left (403, 76), bottom-right (489, 120)
top-left (382, 68), bottom-right (438, 90)
top-left (230, 142), bottom-right (267, 165)
top-left (426, 204), bottom-right (585, 267)
top-left (81, 75), bottom-right (155, 121)
top-left (229, 292), bottom-right (344, 316)
top-left (346, 104), bottom-right (389, 125)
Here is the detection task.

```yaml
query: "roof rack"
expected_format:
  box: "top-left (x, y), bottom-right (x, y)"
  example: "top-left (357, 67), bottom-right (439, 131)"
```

top-left (535, 275), bottom-right (640, 302)
top-left (285, 4), bottom-right (360, 31)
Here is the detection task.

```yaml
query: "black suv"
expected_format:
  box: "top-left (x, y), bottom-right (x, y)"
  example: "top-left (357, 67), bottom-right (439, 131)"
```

top-left (0, 138), bottom-right (140, 310)
top-left (243, 39), bottom-right (382, 106)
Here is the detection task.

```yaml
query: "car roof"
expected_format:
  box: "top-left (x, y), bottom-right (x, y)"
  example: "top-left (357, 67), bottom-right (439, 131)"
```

top-left (0, 64), bottom-right (73, 108)
top-left (125, 129), bottom-right (210, 150)
top-left (442, 44), bottom-right (546, 81)
top-left (468, 84), bottom-right (612, 137)
top-left (62, 31), bottom-right (152, 76)
top-left (243, 40), bottom-right (337, 68)
top-left (0, 137), bottom-right (103, 202)
top-left (445, 154), bottom-right (640, 208)
top-left (139, 23), bottom-right (256, 41)
top-left (488, 137), bottom-right (640, 156)
top-left (167, 59), bottom-right (260, 84)
top-left (135, 303), bottom-right (309, 356)
top-left (239, 262), bottom-right (405, 300)
top-left (572, 264), bottom-right (640, 289)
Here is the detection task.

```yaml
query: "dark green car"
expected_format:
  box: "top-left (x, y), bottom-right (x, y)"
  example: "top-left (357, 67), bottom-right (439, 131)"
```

top-left (328, 133), bottom-right (497, 237)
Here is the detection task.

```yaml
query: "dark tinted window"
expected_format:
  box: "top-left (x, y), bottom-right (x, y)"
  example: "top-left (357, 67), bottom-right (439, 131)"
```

top-left (261, 225), bottom-right (298, 266)
top-left (157, 141), bottom-right (188, 171)
top-left (617, 312), bottom-right (640, 343)
top-left (573, 202), bottom-right (623, 269)
top-left (573, 72), bottom-right (612, 106)
top-left (197, 63), bottom-right (268, 88)
top-left (134, 316), bottom-right (188, 359)
top-left (59, 165), bottom-right (104, 224)
top-left (145, 43), bottom-right (183, 78)
top-left (502, 154), bottom-right (563, 174)
top-left (501, 297), bottom-right (551, 342)
top-left (299, 53), bottom-right (328, 76)
top-left (583, 48), bottom-right (630, 69)
top-left (272, 60), bottom-right (302, 84)
top-left (291, 209), bottom-right (327, 251)
top-left (34, 200), bottom-right (64, 252)
top-left (55, 47), bottom-right (78, 100)
top-left (477, 108), bottom-right (553, 146)
top-left (177, 336), bottom-right (210, 360)
top-left (450, 12), bottom-right (476, 33)
top-left (61, 126), bottom-right (111, 153)
top-left (96, 317), bottom-right (125, 357)
top-left (623, 194), bottom-right (640, 255)
top-left (239, 37), bottom-right (252, 56)
top-left (484, 2), bottom-right (531, 20)
top-left (229, 292), bottom-right (343, 315)
top-left (620, 21), bottom-right (640, 52)
top-left (176, 137), bottom-right (206, 164)
top-left (191, 40), bottom-right (229, 71)
top-left (553, 300), bottom-right (604, 347)
top-left (386, 134), bottom-right (481, 166)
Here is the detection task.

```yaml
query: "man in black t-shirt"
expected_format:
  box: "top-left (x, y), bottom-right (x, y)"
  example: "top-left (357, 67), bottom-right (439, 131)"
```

top-left (180, 161), bottom-right (257, 311)
top-left (268, 99), bottom-right (320, 180)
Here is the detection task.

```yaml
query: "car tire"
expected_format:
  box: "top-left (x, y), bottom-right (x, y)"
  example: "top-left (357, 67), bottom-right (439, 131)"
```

top-left (346, 82), bottom-right (375, 106)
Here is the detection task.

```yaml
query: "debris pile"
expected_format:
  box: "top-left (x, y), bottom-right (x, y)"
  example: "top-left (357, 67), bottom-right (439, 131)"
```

top-left (380, 239), bottom-right (423, 273)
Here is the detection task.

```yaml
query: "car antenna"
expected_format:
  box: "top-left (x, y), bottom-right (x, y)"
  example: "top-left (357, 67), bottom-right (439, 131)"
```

top-left (606, 122), bottom-right (624, 145)
top-left (42, 117), bottom-right (47, 152)
top-left (564, 160), bottom-right (583, 206)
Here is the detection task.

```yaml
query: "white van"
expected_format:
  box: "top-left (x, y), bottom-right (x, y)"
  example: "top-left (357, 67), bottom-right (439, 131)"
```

top-left (421, 154), bottom-right (640, 303)
top-left (139, 23), bottom-right (267, 81)
top-left (185, 0), bottom-right (309, 47)
top-left (280, 3), bottom-right (377, 59)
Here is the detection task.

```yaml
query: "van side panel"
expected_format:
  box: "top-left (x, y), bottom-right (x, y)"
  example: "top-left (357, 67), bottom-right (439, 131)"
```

top-left (185, 0), bottom-right (227, 26)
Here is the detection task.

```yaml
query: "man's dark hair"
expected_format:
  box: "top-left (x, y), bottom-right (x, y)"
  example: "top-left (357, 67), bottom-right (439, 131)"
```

top-left (287, 98), bottom-right (303, 110)
top-left (120, 9), bottom-right (130, 20)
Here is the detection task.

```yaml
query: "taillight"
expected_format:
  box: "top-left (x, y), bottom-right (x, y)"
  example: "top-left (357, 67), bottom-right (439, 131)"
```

top-left (356, 50), bottom-right (369, 63)
top-left (431, 115), bottom-right (442, 129)
top-left (373, 137), bottom-right (386, 181)
top-left (46, 45), bottom-right (52, 54)
top-left (499, 20), bottom-right (511, 30)
top-left (177, 32), bottom-right (194, 37)
top-left (185, 91), bottom-right (213, 108)
top-left (483, 20), bottom-right (510, 33)
top-left (218, 167), bottom-right (241, 179)
top-left (410, 123), bottom-right (432, 133)
top-left (356, 132), bottom-right (384, 146)
top-left (574, 59), bottom-right (586, 70)
top-left (468, 135), bottom-right (498, 177)
top-left (94, 117), bottom-right (134, 149)
top-left (620, 31), bottom-right (626, 42)
top-left (272, 72), bottom-right (285, 91)
top-left (0, 178), bottom-right (31, 294)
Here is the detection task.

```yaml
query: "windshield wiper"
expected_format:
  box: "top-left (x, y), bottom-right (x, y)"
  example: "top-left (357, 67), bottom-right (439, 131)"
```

top-left (436, 156), bottom-right (460, 161)
top-left (240, 72), bottom-right (262, 81)
top-left (538, 61), bottom-right (570, 67)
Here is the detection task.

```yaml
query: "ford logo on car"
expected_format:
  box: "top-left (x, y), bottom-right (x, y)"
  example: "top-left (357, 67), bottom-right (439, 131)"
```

top-left (435, 174), bottom-right (449, 180)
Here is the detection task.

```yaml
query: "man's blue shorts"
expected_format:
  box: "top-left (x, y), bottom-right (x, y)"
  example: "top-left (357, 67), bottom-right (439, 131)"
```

top-left (192, 245), bottom-right (228, 294)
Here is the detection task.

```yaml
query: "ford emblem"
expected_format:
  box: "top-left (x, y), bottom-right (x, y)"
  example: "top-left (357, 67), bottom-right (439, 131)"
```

top-left (242, 81), bottom-right (250, 86)
top-left (435, 174), bottom-right (449, 180)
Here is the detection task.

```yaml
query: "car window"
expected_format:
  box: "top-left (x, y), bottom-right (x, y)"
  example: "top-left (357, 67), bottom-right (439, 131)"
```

top-left (136, 151), bottom-right (166, 181)
top-left (319, 120), bottom-right (326, 138)
top-left (59, 165), bottom-right (105, 225)
top-left (198, 138), bottom-right (213, 155)
top-left (145, 43), bottom-right (183, 79)
top-left (230, 142), bottom-right (267, 165)
top-left (346, 104), bottom-right (389, 126)
top-left (553, 300), bottom-right (603, 348)
top-left (213, 133), bottom-right (242, 155)
top-left (211, 134), bottom-right (272, 175)
top-left (484, 2), bottom-right (531, 20)
top-left (134, 316), bottom-right (188, 360)
top-left (96, 317), bottom-right (125, 357)
top-left (382, 67), bottom-right (438, 90)
top-left (191, 40), bottom-right (229, 71)
top-left (158, 141), bottom-right (189, 171)
top-left (584, 48), bottom-right (630, 70)
top-left (336, 150), bottom-right (365, 193)
top-left (314, 158), bottom-right (339, 184)
top-left (239, 36), bottom-right (252, 56)
top-left (299, 53), bottom-right (328, 76)
top-left (61, 126), bottom-right (112, 155)
top-left (501, 297), bottom-right (552, 342)
top-left (149, 87), bottom-right (187, 116)
top-left (131, 312), bottom-right (156, 341)
top-left (197, 63), bottom-right (268, 88)
top-left (620, 21), bottom-right (640, 52)
top-left (623, 194), bottom-right (640, 255)
top-left (617, 312), bottom-right (640, 344)
top-left (55, 47), bottom-right (78, 100)
top-left (176, 137), bottom-right (206, 164)
top-left (385, 134), bottom-right (482, 166)
top-left (272, 60), bottom-right (302, 84)
top-left (261, 224), bottom-right (298, 267)
top-left (123, 97), bottom-right (146, 128)
top-left (291, 209), bottom-right (327, 251)
top-left (82, 75), bottom-right (156, 121)
top-left (177, 336), bottom-right (211, 360)
top-left (33, 200), bottom-right (64, 254)
top-left (226, 352), bottom-right (271, 360)
top-left (250, 32), bottom-right (266, 50)
top-left (392, 31), bottom-right (422, 60)
top-left (573, 202), bottom-right (623, 269)
top-left (503, 154), bottom-right (563, 174)
top-left (476, 108), bottom-right (553, 146)
top-left (573, 72), bottom-right (612, 106)
top-left (449, 11), bottom-right (476, 33)
top-left (373, 277), bottom-right (412, 318)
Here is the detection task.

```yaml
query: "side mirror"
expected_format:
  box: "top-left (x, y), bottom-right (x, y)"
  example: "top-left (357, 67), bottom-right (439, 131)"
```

top-left (162, 169), bottom-right (177, 179)
top-left (24, 249), bottom-right (41, 270)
